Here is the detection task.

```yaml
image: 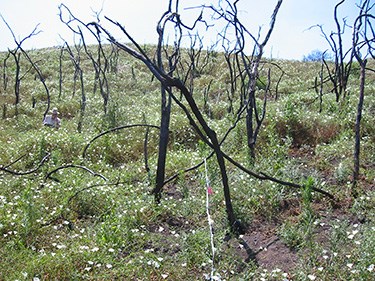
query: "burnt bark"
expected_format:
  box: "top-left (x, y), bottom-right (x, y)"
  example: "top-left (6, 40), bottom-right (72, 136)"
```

top-left (352, 59), bottom-right (366, 196)
top-left (151, 5), bottom-right (176, 202)
top-left (351, 0), bottom-right (374, 196)
top-left (3, 52), bottom-right (10, 91)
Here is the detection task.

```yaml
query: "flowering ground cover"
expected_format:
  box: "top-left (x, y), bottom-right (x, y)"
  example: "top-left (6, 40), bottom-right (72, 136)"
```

top-left (0, 47), bottom-right (374, 280)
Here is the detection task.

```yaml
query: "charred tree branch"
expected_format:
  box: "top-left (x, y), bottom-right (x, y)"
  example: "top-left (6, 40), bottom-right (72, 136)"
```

top-left (0, 153), bottom-right (50, 176)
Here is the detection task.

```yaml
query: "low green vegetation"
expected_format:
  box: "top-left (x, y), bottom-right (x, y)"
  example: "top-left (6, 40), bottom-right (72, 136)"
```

top-left (0, 46), bottom-right (374, 280)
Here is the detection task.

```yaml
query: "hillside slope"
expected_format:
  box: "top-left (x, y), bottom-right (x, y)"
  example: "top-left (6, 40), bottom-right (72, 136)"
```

top-left (0, 46), bottom-right (374, 280)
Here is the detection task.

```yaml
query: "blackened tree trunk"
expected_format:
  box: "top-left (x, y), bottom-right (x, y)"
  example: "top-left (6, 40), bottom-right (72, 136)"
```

top-left (3, 52), bottom-right (10, 91)
top-left (153, 86), bottom-right (172, 202)
top-left (174, 78), bottom-right (240, 232)
top-left (352, 59), bottom-right (366, 196)
top-left (152, 6), bottom-right (175, 202)
top-left (10, 51), bottom-right (21, 115)
top-left (351, 0), bottom-right (374, 196)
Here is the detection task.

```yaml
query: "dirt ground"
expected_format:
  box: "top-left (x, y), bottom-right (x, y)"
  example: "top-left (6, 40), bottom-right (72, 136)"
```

top-left (229, 196), bottom-right (366, 274)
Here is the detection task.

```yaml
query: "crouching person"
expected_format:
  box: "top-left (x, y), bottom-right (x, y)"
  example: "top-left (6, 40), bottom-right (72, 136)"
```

top-left (43, 107), bottom-right (61, 129)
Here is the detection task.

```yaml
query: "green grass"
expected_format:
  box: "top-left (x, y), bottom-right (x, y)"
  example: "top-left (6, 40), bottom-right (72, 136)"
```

top-left (0, 45), bottom-right (374, 280)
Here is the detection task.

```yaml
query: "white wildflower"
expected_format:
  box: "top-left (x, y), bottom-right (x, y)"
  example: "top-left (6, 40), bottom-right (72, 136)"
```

top-left (367, 264), bottom-right (374, 272)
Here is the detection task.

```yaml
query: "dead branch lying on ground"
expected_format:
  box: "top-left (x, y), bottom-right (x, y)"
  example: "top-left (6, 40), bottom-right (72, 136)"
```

top-left (45, 164), bottom-right (108, 182)
top-left (163, 149), bottom-right (335, 200)
top-left (0, 153), bottom-right (50, 176)
top-left (82, 124), bottom-right (161, 159)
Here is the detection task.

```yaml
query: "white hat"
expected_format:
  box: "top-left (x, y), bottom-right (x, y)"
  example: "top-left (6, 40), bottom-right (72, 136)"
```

top-left (51, 107), bottom-right (59, 114)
